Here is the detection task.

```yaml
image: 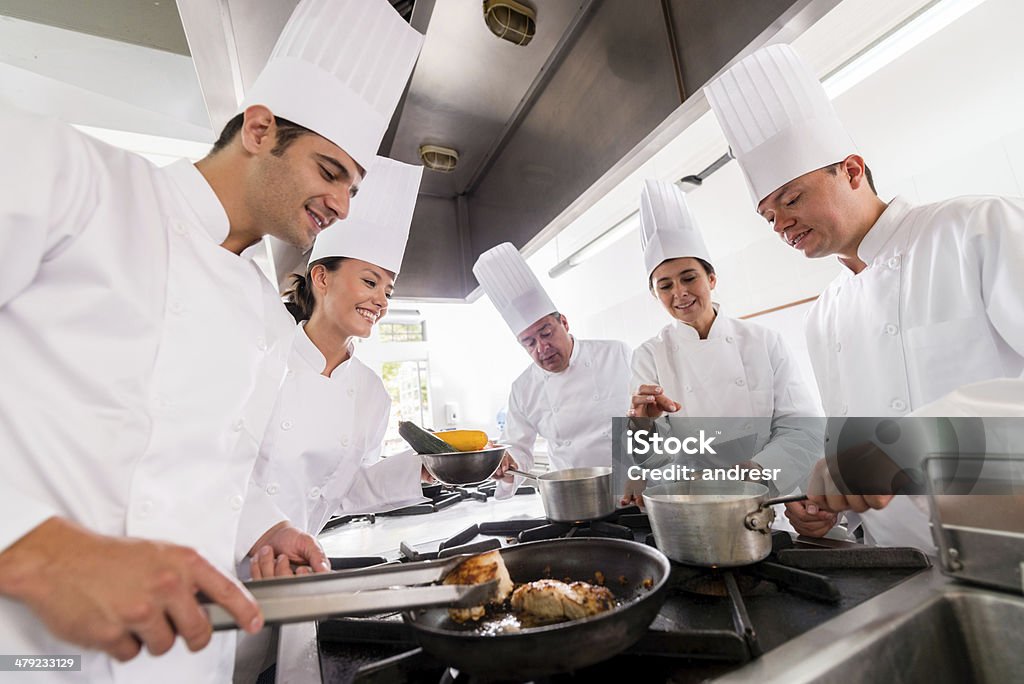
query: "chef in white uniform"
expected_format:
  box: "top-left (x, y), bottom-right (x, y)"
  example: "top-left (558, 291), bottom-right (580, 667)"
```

top-left (472, 243), bottom-right (632, 497)
top-left (252, 157), bottom-right (426, 541)
top-left (0, 0), bottom-right (423, 681)
top-left (236, 157), bottom-right (425, 682)
top-left (629, 179), bottom-right (821, 498)
top-left (705, 43), bottom-right (1024, 548)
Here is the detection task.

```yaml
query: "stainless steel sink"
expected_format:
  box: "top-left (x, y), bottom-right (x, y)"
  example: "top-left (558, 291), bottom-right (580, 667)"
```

top-left (716, 566), bottom-right (1024, 683)
top-left (809, 590), bottom-right (1024, 683)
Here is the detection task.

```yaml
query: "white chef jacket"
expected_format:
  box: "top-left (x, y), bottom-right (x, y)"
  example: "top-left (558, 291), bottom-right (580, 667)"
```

top-left (0, 107), bottom-right (294, 683)
top-left (631, 312), bottom-right (821, 495)
top-left (250, 323), bottom-right (422, 536)
top-left (499, 338), bottom-right (632, 497)
top-left (806, 195), bottom-right (1024, 548)
top-left (238, 324), bottom-right (421, 683)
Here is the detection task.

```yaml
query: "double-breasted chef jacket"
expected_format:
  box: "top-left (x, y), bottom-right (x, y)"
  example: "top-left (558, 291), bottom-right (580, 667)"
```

top-left (631, 310), bottom-right (821, 495)
top-left (250, 323), bottom-right (422, 536)
top-left (806, 194), bottom-right (1024, 548)
top-left (0, 107), bottom-right (294, 683)
top-left (499, 338), bottom-right (632, 497)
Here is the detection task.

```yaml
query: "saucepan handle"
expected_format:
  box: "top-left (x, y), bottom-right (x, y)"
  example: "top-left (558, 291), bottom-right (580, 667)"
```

top-left (506, 468), bottom-right (539, 481)
top-left (764, 493), bottom-right (808, 507)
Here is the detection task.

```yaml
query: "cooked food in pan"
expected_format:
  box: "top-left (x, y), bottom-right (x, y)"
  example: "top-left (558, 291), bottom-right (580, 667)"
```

top-left (444, 550), bottom-right (514, 623)
top-left (510, 579), bottom-right (615, 623)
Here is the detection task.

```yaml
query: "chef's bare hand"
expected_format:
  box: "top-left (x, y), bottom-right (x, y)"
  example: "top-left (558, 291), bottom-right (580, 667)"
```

top-left (628, 385), bottom-right (680, 419)
top-left (420, 465), bottom-right (436, 483)
top-left (248, 521), bottom-right (330, 580)
top-left (619, 477), bottom-right (646, 509)
top-left (0, 517), bottom-right (262, 661)
top-left (784, 500), bottom-right (838, 537)
top-left (493, 452), bottom-right (518, 483)
top-left (806, 459), bottom-right (895, 513)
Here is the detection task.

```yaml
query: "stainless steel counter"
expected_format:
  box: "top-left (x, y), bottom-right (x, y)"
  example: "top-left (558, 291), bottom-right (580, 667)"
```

top-left (715, 563), bottom-right (1024, 683)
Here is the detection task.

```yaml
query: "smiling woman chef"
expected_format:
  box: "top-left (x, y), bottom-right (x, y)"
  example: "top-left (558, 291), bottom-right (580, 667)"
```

top-left (627, 180), bottom-right (821, 502)
top-left (235, 157), bottom-right (427, 683)
top-left (249, 157), bottom-right (426, 560)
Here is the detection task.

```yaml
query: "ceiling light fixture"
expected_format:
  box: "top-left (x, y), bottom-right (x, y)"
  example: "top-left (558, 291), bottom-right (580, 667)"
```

top-left (822, 0), bottom-right (988, 99)
top-left (483, 0), bottom-right (537, 46)
top-left (419, 144), bottom-right (459, 173)
top-left (548, 211), bottom-right (642, 278)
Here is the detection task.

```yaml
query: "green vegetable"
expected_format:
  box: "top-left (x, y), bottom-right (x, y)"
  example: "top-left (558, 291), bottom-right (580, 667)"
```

top-left (399, 421), bottom-right (453, 454)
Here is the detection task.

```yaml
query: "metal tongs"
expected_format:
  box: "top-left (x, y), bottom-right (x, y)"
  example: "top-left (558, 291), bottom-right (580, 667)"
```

top-left (205, 554), bottom-right (496, 630)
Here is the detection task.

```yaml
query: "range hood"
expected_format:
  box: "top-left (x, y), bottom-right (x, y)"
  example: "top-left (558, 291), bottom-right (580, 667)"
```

top-left (7, 0), bottom-right (820, 299)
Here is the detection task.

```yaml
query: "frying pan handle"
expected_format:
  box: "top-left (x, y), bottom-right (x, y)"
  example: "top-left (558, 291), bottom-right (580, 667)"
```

top-left (505, 468), bottom-right (538, 481)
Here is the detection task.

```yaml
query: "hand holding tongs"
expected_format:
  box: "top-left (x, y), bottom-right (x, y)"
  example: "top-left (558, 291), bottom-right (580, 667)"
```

top-left (204, 554), bottom-right (495, 630)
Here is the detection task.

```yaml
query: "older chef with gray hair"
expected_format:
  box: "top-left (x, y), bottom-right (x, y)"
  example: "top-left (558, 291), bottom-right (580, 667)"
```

top-left (0, 0), bottom-right (422, 681)
top-left (473, 243), bottom-right (632, 496)
top-left (705, 43), bottom-right (1024, 547)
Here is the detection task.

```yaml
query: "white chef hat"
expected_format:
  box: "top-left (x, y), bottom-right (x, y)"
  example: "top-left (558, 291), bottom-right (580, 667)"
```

top-left (473, 243), bottom-right (558, 337)
top-left (704, 43), bottom-right (858, 205)
top-left (639, 179), bottom-right (712, 279)
top-left (241, 0), bottom-right (424, 170)
top-left (308, 157), bottom-right (423, 275)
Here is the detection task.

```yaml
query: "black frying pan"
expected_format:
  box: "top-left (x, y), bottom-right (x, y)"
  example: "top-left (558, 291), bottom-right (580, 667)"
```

top-left (403, 538), bottom-right (671, 680)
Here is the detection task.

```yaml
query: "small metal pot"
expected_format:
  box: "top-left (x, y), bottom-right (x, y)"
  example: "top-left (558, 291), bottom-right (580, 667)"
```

top-left (420, 446), bottom-right (506, 485)
top-left (643, 481), bottom-right (803, 567)
top-left (507, 466), bottom-right (615, 522)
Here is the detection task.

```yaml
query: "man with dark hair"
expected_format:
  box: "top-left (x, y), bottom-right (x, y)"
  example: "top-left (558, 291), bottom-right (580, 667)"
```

top-left (473, 243), bottom-right (633, 497)
top-left (706, 43), bottom-right (1024, 548)
top-left (0, 0), bottom-right (422, 681)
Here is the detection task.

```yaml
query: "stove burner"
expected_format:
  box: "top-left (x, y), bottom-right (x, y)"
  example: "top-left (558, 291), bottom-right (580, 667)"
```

top-left (679, 572), bottom-right (764, 598)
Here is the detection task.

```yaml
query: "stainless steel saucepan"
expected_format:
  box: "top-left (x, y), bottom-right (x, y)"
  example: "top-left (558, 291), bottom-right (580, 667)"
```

top-left (507, 466), bottom-right (615, 522)
top-left (643, 481), bottom-right (807, 567)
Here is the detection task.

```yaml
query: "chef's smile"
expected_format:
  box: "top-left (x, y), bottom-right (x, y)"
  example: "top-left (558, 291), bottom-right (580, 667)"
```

top-left (785, 227), bottom-right (812, 248)
top-left (356, 306), bottom-right (380, 324)
top-left (305, 205), bottom-right (329, 237)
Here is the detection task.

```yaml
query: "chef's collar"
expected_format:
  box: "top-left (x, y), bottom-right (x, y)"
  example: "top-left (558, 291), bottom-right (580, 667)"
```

top-left (163, 159), bottom-right (231, 244)
top-left (294, 321), bottom-right (355, 378)
top-left (856, 196), bottom-right (911, 265)
top-left (540, 334), bottom-right (578, 377)
top-left (672, 302), bottom-right (723, 340)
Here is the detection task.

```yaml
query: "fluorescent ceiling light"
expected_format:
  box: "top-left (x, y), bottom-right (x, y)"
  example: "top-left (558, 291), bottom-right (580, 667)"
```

top-left (823, 0), bottom-right (989, 99)
top-left (548, 211), bottom-right (641, 278)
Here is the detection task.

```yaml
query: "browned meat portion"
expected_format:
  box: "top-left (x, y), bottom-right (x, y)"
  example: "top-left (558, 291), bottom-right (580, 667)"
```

top-left (510, 579), bottom-right (615, 623)
top-left (444, 550), bottom-right (513, 623)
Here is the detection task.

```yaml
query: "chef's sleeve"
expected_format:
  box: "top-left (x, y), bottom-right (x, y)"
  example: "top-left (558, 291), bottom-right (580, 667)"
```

top-left (965, 197), bottom-right (1024, 369)
top-left (338, 397), bottom-right (425, 514)
top-left (0, 107), bottom-right (96, 309)
top-left (629, 343), bottom-right (657, 404)
top-left (752, 333), bottom-right (824, 495)
top-left (235, 483), bottom-right (290, 566)
top-left (0, 108), bottom-right (98, 552)
top-left (496, 387), bottom-right (538, 499)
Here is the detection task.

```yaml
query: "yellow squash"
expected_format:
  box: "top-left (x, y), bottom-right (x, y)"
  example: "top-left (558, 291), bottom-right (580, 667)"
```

top-left (436, 429), bottom-right (489, 452)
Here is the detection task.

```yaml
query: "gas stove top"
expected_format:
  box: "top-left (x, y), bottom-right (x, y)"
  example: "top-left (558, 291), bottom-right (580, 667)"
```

top-left (314, 511), bottom-right (932, 683)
